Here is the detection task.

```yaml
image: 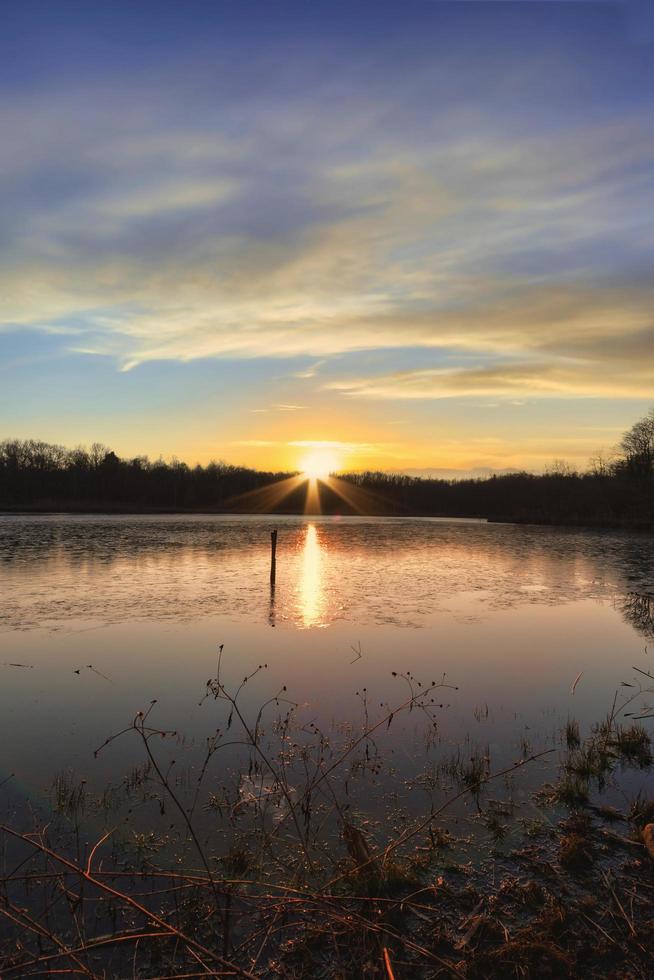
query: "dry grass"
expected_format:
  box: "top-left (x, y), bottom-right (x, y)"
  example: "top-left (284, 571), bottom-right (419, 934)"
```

top-left (1, 651), bottom-right (653, 978)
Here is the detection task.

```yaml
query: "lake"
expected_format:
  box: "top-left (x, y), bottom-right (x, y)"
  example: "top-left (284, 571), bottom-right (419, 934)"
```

top-left (1, 513), bottom-right (653, 834)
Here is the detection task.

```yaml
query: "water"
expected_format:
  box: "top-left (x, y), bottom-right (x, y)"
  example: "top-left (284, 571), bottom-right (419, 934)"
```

top-left (1, 514), bottom-right (653, 823)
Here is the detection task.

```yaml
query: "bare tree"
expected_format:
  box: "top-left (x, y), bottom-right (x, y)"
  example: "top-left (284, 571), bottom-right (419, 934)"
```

top-left (619, 408), bottom-right (654, 478)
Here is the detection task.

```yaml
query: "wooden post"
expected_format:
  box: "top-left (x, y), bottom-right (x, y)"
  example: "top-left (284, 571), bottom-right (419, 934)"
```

top-left (270, 529), bottom-right (277, 585)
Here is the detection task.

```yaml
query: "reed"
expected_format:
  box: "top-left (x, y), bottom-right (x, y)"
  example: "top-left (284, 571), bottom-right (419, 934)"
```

top-left (1, 650), bottom-right (653, 978)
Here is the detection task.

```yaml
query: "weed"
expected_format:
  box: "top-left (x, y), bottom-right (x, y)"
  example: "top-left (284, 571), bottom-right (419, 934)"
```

top-left (51, 770), bottom-right (86, 819)
top-left (565, 717), bottom-right (580, 749)
top-left (612, 723), bottom-right (652, 765)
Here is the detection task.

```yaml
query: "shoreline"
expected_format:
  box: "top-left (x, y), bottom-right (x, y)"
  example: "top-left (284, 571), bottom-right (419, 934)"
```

top-left (1, 505), bottom-right (652, 532)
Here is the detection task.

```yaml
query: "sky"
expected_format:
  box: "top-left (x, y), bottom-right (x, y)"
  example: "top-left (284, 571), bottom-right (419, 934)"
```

top-left (1, 0), bottom-right (653, 476)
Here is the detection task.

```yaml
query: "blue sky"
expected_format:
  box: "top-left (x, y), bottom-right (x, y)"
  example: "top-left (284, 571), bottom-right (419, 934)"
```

top-left (1, 1), bottom-right (653, 474)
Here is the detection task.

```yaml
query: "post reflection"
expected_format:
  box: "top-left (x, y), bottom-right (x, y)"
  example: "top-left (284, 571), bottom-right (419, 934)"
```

top-left (300, 524), bottom-right (326, 628)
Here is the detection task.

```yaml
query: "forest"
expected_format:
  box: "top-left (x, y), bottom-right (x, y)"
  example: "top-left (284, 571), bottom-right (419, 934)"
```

top-left (1, 410), bottom-right (653, 528)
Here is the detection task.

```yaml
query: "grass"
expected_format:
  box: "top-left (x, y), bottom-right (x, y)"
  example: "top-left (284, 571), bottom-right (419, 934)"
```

top-left (565, 717), bottom-right (581, 749)
top-left (51, 770), bottom-right (87, 819)
top-left (440, 745), bottom-right (491, 794)
top-left (612, 723), bottom-right (653, 765)
top-left (1, 652), bottom-right (653, 978)
top-left (548, 774), bottom-right (590, 808)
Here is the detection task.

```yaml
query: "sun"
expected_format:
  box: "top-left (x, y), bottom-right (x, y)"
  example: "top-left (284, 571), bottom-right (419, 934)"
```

top-left (300, 449), bottom-right (340, 481)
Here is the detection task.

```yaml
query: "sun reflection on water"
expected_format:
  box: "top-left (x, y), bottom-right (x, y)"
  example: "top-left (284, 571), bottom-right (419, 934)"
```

top-left (300, 524), bottom-right (326, 628)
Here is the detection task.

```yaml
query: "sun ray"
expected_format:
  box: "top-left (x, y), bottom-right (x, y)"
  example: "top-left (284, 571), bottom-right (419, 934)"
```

top-left (304, 477), bottom-right (322, 514)
top-left (226, 474), bottom-right (305, 513)
top-left (326, 474), bottom-right (391, 515)
top-left (225, 470), bottom-right (393, 517)
top-left (299, 447), bottom-right (341, 481)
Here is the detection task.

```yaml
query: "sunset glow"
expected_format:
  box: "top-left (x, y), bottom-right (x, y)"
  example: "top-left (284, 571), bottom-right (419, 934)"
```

top-left (299, 450), bottom-right (341, 482)
top-left (2, 2), bottom-right (653, 475)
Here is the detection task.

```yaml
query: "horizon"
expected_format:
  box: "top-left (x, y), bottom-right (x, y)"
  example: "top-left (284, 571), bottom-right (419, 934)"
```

top-left (2, 1), bottom-right (654, 473)
top-left (0, 431), bottom-right (627, 481)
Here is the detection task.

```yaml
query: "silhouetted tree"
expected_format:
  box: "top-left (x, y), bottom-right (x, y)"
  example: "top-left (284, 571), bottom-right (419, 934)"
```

top-left (1, 410), bottom-right (653, 527)
top-left (619, 408), bottom-right (654, 480)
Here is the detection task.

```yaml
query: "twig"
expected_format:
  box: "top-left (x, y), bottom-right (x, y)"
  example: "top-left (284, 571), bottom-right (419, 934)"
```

top-left (0, 824), bottom-right (257, 979)
top-left (383, 946), bottom-right (396, 980)
top-left (327, 748), bottom-right (554, 888)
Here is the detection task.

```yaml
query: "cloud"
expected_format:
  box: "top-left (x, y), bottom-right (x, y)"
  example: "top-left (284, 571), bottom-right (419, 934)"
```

top-left (327, 357), bottom-right (654, 401)
top-left (249, 404), bottom-right (305, 414)
top-left (288, 440), bottom-right (381, 452)
top-left (1, 53), bottom-right (653, 405)
top-left (293, 360), bottom-right (326, 379)
top-left (233, 439), bottom-right (385, 455)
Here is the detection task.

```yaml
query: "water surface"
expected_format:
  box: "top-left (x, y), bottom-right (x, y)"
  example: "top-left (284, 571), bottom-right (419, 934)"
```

top-left (1, 514), bottom-right (653, 819)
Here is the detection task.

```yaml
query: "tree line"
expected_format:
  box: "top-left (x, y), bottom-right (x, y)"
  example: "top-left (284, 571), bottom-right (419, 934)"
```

top-left (0, 441), bottom-right (291, 512)
top-left (1, 410), bottom-right (653, 527)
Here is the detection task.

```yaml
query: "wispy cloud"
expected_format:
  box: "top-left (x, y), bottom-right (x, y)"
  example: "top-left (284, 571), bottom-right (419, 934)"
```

top-left (249, 403), bottom-right (306, 414)
top-left (288, 440), bottom-right (382, 452)
top-left (233, 439), bottom-right (386, 455)
top-left (2, 14), bottom-right (653, 421)
top-left (2, 104), bottom-right (652, 401)
top-left (327, 356), bottom-right (654, 401)
top-left (293, 360), bottom-right (326, 379)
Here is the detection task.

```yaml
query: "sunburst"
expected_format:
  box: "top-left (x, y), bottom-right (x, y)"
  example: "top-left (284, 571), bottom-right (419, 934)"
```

top-left (299, 448), bottom-right (341, 481)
